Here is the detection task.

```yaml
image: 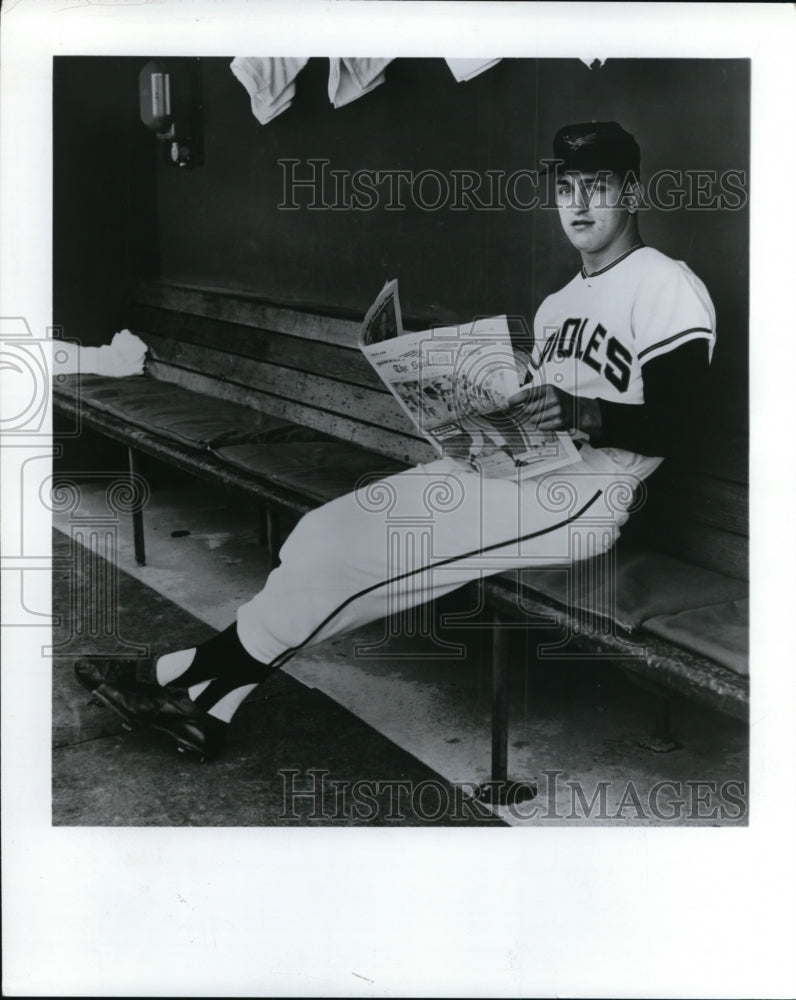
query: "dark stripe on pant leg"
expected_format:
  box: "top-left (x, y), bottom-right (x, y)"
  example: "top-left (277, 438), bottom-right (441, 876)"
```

top-left (195, 489), bottom-right (604, 710)
top-left (266, 488), bottom-right (604, 673)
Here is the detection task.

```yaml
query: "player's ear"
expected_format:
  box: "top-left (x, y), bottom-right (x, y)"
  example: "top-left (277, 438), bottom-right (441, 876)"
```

top-left (627, 182), bottom-right (643, 213)
top-left (617, 171), bottom-right (645, 213)
top-left (625, 178), bottom-right (646, 214)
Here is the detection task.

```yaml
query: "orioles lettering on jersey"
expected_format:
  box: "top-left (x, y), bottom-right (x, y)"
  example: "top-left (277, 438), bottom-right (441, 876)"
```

top-left (530, 318), bottom-right (633, 394)
top-left (529, 247), bottom-right (717, 407)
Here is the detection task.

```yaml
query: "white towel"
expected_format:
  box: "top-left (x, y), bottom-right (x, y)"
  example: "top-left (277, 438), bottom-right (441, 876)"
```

top-left (55, 329), bottom-right (148, 378)
top-left (230, 56), bottom-right (309, 125)
top-left (444, 58), bottom-right (502, 83)
top-left (247, 83), bottom-right (296, 126)
top-left (328, 57), bottom-right (392, 108)
top-left (344, 57), bottom-right (393, 90)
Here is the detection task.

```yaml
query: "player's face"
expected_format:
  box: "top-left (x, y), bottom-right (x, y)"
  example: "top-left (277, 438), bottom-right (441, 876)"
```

top-left (555, 171), bottom-right (637, 263)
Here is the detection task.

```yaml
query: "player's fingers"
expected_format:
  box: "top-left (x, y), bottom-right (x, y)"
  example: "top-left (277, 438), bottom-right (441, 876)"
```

top-left (524, 385), bottom-right (551, 402)
top-left (523, 385), bottom-right (553, 416)
top-left (536, 402), bottom-right (565, 429)
top-left (535, 395), bottom-right (561, 417)
top-left (518, 386), bottom-right (564, 428)
top-left (507, 385), bottom-right (534, 407)
top-left (537, 415), bottom-right (565, 430)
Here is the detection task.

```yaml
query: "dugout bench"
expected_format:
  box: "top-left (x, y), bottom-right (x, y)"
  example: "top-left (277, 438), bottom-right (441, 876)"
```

top-left (52, 280), bottom-right (749, 791)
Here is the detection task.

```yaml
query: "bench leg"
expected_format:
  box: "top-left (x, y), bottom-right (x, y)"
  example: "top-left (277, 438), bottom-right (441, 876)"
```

top-left (473, 613), bottom-right (537, 807)
top-left (636, 692), bottom-right (681, 753)
top-left (259, 506), bottom-right (282, 566)
top-left (624, 673), bottom-right (683, 752)
top-left (491, 611), bottom-right (509, 785)
top-left (263, 508), bottom-right (281, 566)
top-left (127, 447), bottom-right (146, 566)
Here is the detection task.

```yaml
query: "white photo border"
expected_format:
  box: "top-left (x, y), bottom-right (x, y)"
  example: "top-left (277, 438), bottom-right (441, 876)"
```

top-left (2, 2), bottom-right (794, 997)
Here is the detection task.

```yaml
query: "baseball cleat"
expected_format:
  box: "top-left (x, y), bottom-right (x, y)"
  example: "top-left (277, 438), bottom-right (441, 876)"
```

top-left (91, 680), bottom-right (227, 760)
top-left (74, 657), bottom-right (160, 695)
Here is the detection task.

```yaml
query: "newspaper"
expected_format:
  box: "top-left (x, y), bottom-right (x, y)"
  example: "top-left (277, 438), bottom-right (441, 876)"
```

top-left (360, 280), bottom-right (580, 479)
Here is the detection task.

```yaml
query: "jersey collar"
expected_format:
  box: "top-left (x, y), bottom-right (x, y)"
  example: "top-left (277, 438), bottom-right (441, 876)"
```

top-left (580, 244), bottom-right (645, 279)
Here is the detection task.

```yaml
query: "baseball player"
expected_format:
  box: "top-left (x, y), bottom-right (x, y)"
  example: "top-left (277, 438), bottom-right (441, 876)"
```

top-left (76, 121), bottom-right (716, 760)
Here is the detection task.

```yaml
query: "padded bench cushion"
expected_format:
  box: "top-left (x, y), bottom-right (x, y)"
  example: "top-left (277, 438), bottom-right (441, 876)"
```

top-left (644, 599), bottom-right (749, 676)
top-left (57, 375), bottom-right (323, 450)
top-left (215, 441), bottom-right (409, 503)
top-left (506, 545), bottom-right (748, 633)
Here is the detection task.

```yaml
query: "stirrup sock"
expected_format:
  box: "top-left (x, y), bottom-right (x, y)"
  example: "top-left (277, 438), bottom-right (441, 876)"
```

top-left (174, 622), bottom-right (266, 689)
top-left (192, 661), bottom-right (280, 711)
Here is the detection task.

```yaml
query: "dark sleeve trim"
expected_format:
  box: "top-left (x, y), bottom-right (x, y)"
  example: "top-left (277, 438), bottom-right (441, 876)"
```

top-left (594, 338), bottom-right (711, 457)
top-left (637, 327), bottom-right (713, 362)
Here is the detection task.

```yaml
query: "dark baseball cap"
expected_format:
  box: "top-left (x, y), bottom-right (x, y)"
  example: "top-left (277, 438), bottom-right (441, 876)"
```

top-left (544, 121), bottom-right (641, 177)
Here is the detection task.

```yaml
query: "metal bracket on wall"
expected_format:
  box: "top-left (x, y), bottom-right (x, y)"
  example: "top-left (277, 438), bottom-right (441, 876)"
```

top-left (139, 57), bottom-right (204, 169)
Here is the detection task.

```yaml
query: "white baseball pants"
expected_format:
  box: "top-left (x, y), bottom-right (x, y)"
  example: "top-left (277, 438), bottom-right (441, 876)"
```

top-left (236, 445), bottom-right (641, 666)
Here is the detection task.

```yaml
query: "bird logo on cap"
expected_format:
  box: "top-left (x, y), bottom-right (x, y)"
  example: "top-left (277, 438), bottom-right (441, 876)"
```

top-left (563, 132), bottom-right (598, 150)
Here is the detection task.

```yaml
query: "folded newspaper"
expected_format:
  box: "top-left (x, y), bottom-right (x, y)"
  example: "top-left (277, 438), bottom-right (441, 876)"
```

top-left (360, 280), bottom-right (580, 479)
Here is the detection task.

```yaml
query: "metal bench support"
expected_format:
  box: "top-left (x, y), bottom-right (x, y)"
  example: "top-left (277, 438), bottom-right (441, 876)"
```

top-left (128, 446), bottom-right (146, 566)
top-left (266, 508), bottom-right (281, 566)
top-left (491, 610), bottom-right (509, 785)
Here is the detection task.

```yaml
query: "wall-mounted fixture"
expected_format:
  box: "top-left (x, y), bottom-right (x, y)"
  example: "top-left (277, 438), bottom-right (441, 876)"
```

top-left (139, 58), bottom-right (203, 168)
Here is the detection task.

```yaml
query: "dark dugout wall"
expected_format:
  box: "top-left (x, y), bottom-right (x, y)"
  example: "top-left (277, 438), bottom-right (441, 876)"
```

top-left (54, 55), bottom-right (749, 388)
top-left (53, 57), bottom-right (159, 348)
top-left (156, 57), bottom-right (748, 366)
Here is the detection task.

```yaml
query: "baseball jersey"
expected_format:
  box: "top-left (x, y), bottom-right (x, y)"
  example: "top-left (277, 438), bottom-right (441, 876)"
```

top-left (529, 245), bottom-right (716, 478)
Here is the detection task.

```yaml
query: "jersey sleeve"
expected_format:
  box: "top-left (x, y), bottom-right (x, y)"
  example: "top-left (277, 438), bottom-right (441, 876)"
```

top-left (631, 260), bottom-right (716, 367)
top-left (596, 338), bottom-right (710, 457)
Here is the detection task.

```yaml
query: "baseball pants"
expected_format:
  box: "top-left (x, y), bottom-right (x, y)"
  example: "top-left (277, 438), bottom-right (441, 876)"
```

top-left (236, 444), bottom-right (640, 667)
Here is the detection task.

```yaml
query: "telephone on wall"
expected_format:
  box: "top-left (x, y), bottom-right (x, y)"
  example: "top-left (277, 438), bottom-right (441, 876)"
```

top-left (139, 58), bottom-right (203, 168)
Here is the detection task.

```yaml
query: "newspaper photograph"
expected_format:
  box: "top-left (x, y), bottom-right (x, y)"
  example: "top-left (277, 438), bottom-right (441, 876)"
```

top-left (360, 280), bottom-right (580, 478)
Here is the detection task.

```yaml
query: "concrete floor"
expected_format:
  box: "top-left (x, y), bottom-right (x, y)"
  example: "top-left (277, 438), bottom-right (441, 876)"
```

top-left (52, 471), bottom-right (749, 826)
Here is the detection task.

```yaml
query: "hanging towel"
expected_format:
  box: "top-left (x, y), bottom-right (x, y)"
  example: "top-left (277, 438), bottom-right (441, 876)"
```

top-left (328, 57), bottom-right (392, 108)
top-left (230, 56), bottom-right (309, 124)
top-left (344, 57), bottom-right (393, 90)
top-left (444, 58), bottom-right (502, 83)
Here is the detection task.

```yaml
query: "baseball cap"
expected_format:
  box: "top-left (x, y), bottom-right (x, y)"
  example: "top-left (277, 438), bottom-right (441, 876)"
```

top-left (543, 121), bottom-right (641, 177)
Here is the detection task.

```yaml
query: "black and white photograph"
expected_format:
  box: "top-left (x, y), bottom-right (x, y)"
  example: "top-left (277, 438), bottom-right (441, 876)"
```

top-left (2, 2), bottom-right (795, 997)
top-left (49, 51), bottom-right (752, 824)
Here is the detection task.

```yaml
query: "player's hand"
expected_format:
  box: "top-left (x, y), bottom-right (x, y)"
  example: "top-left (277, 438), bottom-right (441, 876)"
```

top-left (506, 384), bottom-right (602, 435)
top-left (507, 384), bottom-right (573, 429)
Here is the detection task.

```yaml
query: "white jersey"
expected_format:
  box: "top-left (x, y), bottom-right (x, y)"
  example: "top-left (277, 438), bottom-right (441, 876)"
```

top-left (529, 245), bottom-right (716, 478)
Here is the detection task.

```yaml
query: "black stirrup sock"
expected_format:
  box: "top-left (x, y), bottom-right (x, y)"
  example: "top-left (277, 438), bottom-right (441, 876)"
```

top-left (192, 663), bottom-right (279, 712)
top-left (174, 623), bottom-right (266, 689)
